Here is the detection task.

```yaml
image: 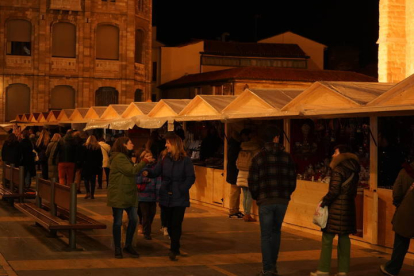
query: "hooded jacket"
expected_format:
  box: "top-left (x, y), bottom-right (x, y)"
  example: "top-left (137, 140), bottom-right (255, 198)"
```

top-left (107, 152), bottom-right (147, 208)
top-left (322, 152), bottom-right (360, 234)
top-left (147, 154), bottom-right (195, 207)
top-left (236, 139), bottom-right (262, 187)
top-left (248, 143), bottom-right (296, 206)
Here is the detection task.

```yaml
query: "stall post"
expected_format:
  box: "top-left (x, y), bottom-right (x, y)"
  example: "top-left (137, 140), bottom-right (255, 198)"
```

top-left (283, 118), bottom-right (291, 153)
top-left (223, 121), bottom-right (230, 209)
top-left (364, 115), bottom-right (379, 244)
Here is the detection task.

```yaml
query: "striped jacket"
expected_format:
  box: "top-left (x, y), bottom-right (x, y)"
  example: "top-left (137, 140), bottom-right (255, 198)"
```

top-left (248, 143), bottom-right (296, 206)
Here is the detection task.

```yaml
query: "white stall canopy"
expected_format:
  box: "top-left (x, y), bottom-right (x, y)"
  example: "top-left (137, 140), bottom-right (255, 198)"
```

top-left (84, 107), bottom-right (107, 120)
top-left (47, 110), bottom-right (61, 123)
top-left (69, 108), bottom-right (90, 123)
top-left (100, 104), bottom-right (129, 120)
top-left (222, 88), bottom-right (302, 119)
top-left (122, 102), bottom-right (158, 118)
top-left (177, 95), bottom-right (236, 121)
top-left (56, 109), bottom-right (74, 123)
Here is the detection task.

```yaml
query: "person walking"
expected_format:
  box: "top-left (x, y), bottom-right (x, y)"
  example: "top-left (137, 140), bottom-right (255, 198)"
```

top-left (248, 127), bottom-right (296, 276)
top-left (380, 161), bottom-right (414, 276)
top-left (98, 138), bottom-right (111, 189)
top-left (143, 132), bottom-right (195, 261)
top-left (35, 129), bottom-right (50, 179)
top-left (55, 130), bottom-right (76, 186)
top-left (19, 130), bottom-right (36, 188)
top-left (310, 145), bottom-right (360, 276)
top-left (2, 133), bottom-right (20, 166)
top-left (45, 133), bottom-right (61, 181)
top-left (82, 135), bottom-right (103, 199)
top-left (137, 150), bottom-right (161, 240)
top-left (107, 137), bottom-right (153, 259)
top-left (73, 131), bottom-right (88, 193)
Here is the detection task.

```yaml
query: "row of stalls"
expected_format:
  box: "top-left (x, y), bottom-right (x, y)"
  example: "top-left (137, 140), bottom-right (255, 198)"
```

top-left (11, 75), bottom-right (414, 253)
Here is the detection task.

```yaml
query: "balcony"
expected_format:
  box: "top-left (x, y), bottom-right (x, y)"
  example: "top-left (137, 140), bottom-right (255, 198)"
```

top-left (50, 0), bottom-right (82, 11)
top-left (6, 56), bottom-right (32, 69)
top-left (51, 57), bottom-right (77, 72)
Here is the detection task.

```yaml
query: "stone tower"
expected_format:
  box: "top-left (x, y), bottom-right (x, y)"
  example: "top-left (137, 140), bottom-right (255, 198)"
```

top-left (378, 0), bottom-right (414, 83)
top-left (0, 0), bottom-right (152, 121)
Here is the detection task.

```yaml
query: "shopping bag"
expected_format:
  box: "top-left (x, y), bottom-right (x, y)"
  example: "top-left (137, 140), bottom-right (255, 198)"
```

top-left (312, 201), bottom-right (328, 228)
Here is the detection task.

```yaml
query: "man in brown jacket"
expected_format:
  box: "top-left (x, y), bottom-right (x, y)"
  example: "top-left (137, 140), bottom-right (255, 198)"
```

top-left (380, 162), bottom-right (414, 276)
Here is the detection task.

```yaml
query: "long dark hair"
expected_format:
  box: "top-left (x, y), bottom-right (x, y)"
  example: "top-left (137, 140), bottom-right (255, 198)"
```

top-left (164, 132), bottom-right (186, 161)
top-left (111, 137), bottom-right (130, 156)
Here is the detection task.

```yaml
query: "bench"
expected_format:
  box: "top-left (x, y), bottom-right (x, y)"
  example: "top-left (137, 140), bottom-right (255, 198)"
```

top-left (15, 177), bottom-right (106, 250)
top-left (0, 164), bottom-right (36, 204)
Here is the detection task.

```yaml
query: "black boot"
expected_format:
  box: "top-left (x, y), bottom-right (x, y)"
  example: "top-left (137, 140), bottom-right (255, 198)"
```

top-left (124, 245), bottom-right (139, 257)
top-left (114, 247), bottom-right (123, 259)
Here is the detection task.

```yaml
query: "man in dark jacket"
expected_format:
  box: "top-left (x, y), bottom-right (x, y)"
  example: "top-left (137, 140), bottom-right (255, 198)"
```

top-left (54, 131), bottom-right (76, 186)
top-left (19, 130), bottom-right (36, 188)
top-left (248, 127), bottom-right (296, 276)
top-left (311, 145), bottom-right (360, 276)
top-left (380, 162), bottom-right (414, 276)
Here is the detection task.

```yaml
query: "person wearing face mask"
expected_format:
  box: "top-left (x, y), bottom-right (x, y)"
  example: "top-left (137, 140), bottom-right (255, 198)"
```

top-left (142, 132), bottom-right (195, 261)
top-left (107, 137), bottom-right (154, 259)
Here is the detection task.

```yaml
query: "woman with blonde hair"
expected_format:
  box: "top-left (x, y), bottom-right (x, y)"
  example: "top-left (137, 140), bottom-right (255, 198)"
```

top-left (45, 133), bottom-right (61, 180)
top-left (82, 135), bottom-right (103, 199)
top-left (143, 132), bottom-right (195, 261)
top-left (36, 129), bottom-right (51, 179)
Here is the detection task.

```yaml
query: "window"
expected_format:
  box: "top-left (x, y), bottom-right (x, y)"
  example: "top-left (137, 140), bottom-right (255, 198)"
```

top-left (51, 86), bottom-right (75, 109)
top-left (6, 84), bottom-right (30, 121)
top-left (135, 29), bottom-right (144, 63)
top-left (52, 23), bottom-right (76, 58)
top-left (134, 89), bottom-right (143, 102)
top-left (152, 62), bottom-right (157, 82)
top-left (95, 87), bottom-right (118, 106)
top-left (96, 25), bottom-right (119, 60)
top-left (6, 20), bottom-right (31, 56)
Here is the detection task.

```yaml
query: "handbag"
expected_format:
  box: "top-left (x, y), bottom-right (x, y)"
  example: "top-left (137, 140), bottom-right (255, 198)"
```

top-left (392, 183), bottom-right (414, 238)
top-left (313, 201), bottom-right (328, 228)
top-left (312, 172), bottom-right (355, 229)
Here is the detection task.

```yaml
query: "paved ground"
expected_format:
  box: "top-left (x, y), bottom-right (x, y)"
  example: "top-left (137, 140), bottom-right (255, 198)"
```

top-left (0, 188), bottom-right (413, 276)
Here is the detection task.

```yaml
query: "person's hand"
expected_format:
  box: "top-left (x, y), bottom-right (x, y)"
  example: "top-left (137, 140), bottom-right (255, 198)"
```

top-left (142, 171), bottom-right (149, 177)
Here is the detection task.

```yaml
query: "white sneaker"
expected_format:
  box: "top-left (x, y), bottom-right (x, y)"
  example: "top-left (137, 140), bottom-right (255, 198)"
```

top-left (163, 227), bottom-right (168, 236)
top-left (310, 271), bottom-right (329, 276)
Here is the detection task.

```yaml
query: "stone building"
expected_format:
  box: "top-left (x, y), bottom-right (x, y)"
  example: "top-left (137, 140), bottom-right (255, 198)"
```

top-left (0, 0), bottom-right (152, 122)
top-left (378, 0), bottom-right (414, 83)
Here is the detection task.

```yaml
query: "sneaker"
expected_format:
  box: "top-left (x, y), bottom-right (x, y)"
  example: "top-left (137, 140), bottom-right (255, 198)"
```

top-left (123, 246), bottom-right (139, 258)
top-left (114, 247), bottom-right (123, 259)
top-left (138, 224), bottom-right (143, 234)
top-left (229, 212), bottom-right (244, 219)
top-left (163, 227), bottom-right (168, 236)
top-left (380, 265), bottom-right (396, 276)
top-left (310, 271), bottom-right (329, 276)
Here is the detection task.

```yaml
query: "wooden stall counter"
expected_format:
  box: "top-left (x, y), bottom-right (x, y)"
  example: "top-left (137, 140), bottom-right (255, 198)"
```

top-left (190, 165), bottom-right (225, 207)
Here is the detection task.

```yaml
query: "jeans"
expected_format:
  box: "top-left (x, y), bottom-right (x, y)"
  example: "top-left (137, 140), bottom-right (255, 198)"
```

top-left (241, 187), bottom-right (253, 215)
top-left (139, 202), bottom-right (157, 236)
top-left (317, 232), bottom-right (351, 273)
top-left (161, 206), bottom-right (186, 253)
top-left (229, 185), bottom-right (241, 214)
top-left (259, 203), bottom-right (288, 273)
top-left (385, 232), bottom-right (411, 275)
top-left (112, 207), bottom-right (138, 248)
top-left (84, 174), bottom-right (97, 196)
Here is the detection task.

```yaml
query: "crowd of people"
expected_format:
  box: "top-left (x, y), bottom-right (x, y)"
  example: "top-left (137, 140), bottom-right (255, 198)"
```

top-left (1, 125), bottom-right (413, 275)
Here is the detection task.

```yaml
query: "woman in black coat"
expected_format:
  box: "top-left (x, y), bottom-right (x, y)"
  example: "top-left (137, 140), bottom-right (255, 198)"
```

top-left (311, 145), bottom-right (360, 276)
top-left (2, 133), bottom-right (20, 166)
top-left (82, 135), bottom-right (103, 199)
top-left (35, 130), bottom-right (50, 179)
top-left (19, 130), bottom-right (36, 188)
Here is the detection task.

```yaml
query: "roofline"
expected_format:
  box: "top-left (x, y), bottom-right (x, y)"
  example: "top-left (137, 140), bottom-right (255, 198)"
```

top-left (200, 52), bottom-right (310, 59)
top-left (258, 31), bottom-right (328, 48)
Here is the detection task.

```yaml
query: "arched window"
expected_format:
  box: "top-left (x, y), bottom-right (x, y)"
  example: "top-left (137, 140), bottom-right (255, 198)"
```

top-left (135, 29), bottom-right (144, 63)
top-left (52, 23), bottom-right (76, 58)
top-left (51, 86), bottom-right (76, 109)
top-left (95, 87), bottom-right (119, 106)
top-left (6, 84), bottom-right (30, 121)
top-left (96, 25), bottom-right (119, 60)
top-left (6, 19), bottom-right (31, 56)
top-left (134, 89), bottom-right (143, 101)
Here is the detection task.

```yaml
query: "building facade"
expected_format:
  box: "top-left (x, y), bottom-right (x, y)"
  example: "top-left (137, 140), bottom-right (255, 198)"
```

top-left (0, 0), bottom-right (152, 121)
top-left (378, 0), bottom-right (414, 83)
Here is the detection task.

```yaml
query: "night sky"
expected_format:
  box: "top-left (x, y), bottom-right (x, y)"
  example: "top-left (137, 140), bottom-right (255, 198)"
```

top-left (153, 0), bottom-right (380, 76)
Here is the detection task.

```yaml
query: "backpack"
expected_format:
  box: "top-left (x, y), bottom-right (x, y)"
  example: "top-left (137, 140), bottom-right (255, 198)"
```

top-left (236, 150), bottom-right (254, 171)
